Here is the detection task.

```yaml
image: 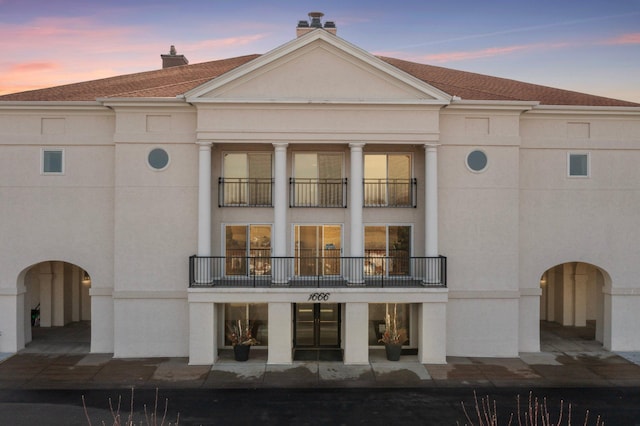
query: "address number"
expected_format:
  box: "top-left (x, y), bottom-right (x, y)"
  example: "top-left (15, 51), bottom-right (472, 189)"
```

top-left (308, 292), bottom-right (330, 301)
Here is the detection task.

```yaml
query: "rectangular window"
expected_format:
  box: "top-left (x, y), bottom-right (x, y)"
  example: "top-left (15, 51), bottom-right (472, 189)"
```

top-left (369, 303), bottom-right (410, 346)
top-left (364, 154), bottom-right (412, 206)
top-left (364, 225), bottom-right (411, 276)
top-left (292, 153), bottom-right (344, 207)
top-left (224, 303), bottom-right (268, 346)
top-left (222, 152), bottom-right (272, 206)
top-left (568, 152), bottom-right (589, 177)
top-left (224, 225), bottom-right (271, 276)
top-left (42, 149), bottom-right (64, 174)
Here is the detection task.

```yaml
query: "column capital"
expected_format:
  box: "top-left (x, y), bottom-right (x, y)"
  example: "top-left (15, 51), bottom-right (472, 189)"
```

top-left (349, 142), bottom-right (366, 150)
top-left (197, 141), bottom-right (214, 149)
top-left (272, 142), bottom-right (289, 150)
top-left (424, 143), bottom-right (441, 150)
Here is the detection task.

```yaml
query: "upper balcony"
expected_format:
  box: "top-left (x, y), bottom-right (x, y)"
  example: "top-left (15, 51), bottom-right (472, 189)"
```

top-left (289, 178), bottom-right (348, 208)
top-left (364, 178), bottom-right (417, 208)
top-left (218, 178), bottom-right (273, 207)
top-left (189, 255), bottom-right (447, 288)
top-left (218, 177), bottom-right (420, 208)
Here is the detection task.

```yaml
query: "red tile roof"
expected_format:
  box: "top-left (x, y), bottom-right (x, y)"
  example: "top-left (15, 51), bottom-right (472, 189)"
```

top-left (1, 53), bottom-right (637, 107)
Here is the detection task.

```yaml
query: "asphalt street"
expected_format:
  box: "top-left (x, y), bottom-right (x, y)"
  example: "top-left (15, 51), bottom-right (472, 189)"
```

top-left (1, 387), bottom-right (640, 425)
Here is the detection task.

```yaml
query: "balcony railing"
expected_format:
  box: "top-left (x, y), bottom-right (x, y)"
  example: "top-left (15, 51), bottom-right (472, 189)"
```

top-left (218, 178), bottom-right (273, 207)
top-left (189, 255), bottom-right (446, 288)
top-left (364, 178), bottom-right (417, 207)
top-left (289, 178), bottom-right (347, 208)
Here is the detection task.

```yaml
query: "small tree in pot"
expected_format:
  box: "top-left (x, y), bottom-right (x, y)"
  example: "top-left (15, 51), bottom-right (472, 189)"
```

top-left (378, 303), bottom-right (407, 361)
top-left (227, 319), bottom-right (259, 361)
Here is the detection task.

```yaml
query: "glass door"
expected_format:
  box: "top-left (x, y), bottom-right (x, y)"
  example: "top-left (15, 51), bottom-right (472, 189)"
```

top-left (294, 303), bottom-right (340, 348)
top-left (294, 225), bottom-right (342, 276)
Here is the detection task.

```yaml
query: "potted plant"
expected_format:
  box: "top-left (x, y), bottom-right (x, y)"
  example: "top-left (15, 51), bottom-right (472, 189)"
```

top-left (378, 303), bottom-right (407, 361)
top-left (227, 319), bottom-right (259, 361)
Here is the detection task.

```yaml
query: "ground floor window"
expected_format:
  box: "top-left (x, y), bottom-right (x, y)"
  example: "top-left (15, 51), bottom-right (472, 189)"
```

top-left (369, 303), bottom-right (410, 346)
top-left (224, 303), bottom-right (268, 346)
top-left (224, 224), bottom-right (271, 275)
top-left (364, 225), bottom-right (411, 276)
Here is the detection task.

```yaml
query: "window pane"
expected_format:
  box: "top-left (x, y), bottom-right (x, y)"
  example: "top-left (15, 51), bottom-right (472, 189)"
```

top-left (226, 225), bottom-right (247, 275)
top-left (569, 154), bottom-right (588, 176)
top-left (389, 226), bottom-right (410, 275)
top-left (224, 153), bottom-right (247, 178)
top-left (368, 303), bottom-right (410, 346)
top-left (43, 150), bottom-right (63, 173)
top-left (388, 155), bottom-right (410, 180)
top-left (248, 153), bottom-right (271, 205)
top-left (225, 303), bottom-right (268, 346)
top-left (249, 225), bottom-right (271, 275)
top-left (365, 226), bottom-right (386, 276)
top-left (364, 155), bottom-right (387, 205)
top-left (319, 154), bottom-right (342, 206)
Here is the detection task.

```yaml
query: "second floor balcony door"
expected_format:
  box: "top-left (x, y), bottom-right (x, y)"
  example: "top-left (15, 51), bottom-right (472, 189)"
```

top-left (293, 153), bottom-right (343, 207)
top-left (294, 225), bottom-right (342, 276)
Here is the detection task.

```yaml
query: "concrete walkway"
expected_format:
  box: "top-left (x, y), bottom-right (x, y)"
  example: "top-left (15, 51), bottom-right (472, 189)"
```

top-left (2, 321), bottom-right (640, 390)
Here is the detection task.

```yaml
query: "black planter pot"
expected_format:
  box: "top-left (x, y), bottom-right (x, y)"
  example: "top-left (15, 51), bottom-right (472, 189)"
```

top-left (384, 343), bottom-right (402, 361)
top-left (233, 344), bottom-right (251, 361)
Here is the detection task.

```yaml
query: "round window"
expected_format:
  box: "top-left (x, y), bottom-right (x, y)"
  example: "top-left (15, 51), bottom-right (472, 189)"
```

top-left (148, 148), bottom-right (169, 170)
top-left (466, 150), bottom-right (488, 172)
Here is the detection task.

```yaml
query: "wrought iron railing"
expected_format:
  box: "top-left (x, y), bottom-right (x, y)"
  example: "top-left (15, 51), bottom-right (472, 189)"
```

top-left (189, 255), bottom-right (446, 288)
top-left (363, 178), bottom-right (417, 207)
top-left (289, 178), bottom-right (347, 207)
top-left (218, 178), bottom-right (273, 207)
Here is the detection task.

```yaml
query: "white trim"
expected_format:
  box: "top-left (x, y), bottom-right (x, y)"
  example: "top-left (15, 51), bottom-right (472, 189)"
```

top-left (185, 30), bottom-right (452, 103)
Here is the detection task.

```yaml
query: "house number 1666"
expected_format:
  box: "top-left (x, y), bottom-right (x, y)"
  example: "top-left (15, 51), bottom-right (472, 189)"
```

top-left (308, 292), bottom-right (330, 301)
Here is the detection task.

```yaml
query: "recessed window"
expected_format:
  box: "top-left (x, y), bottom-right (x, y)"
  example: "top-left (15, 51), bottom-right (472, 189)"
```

top-left (568, 153), bottom-right (589, 177)
top-left (42, 149), bottom-right (64, 174)
top-left (466, 150), bottom-right (488, 172)
top-left (148, 148), bottom-right (169, 170)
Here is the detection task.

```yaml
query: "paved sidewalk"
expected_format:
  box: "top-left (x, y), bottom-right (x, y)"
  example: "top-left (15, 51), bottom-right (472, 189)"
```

top-left (2, 321), bottom-right (640, 390)
top-left (2, 347), bottom-right (640, 390)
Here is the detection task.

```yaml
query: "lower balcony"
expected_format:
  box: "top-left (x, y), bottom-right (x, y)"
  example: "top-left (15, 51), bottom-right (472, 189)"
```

top-left (189, 255), bottom-right (446, 288)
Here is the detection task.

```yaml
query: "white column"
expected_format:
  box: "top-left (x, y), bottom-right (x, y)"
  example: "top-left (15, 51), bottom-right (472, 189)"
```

top-left (418, 302), bottom-right (447, 364)
top-left (424, 144), bottom-right (439, 257)
top-left (344, 302), bottom-right (369, 364)
top-left (38, 262), bottom-right (53, 327)
top-left (574, 274), bottom-right (588, 327)
top-left (189, 302), bottom-right (217, 365)
top-left (197, 142), bottom-right (213, 256)
top-left (272, 143), bottom-right (289, 284)
top-left (349, 143), bottom-right (365, 256)
top-left (71, 265), bottom-right (80, 322)
top-left (272, 143), bottom-right (288, 256)
top-left (349, 143), bottom-right (365, 284)
top-left (268, 302), bottom-right (292, 364)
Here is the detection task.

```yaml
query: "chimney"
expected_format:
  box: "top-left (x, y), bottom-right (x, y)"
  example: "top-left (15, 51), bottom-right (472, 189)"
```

top-left (296, 12), bottom-right (337, 37)
top-left (161, 45), bottom-right (189, 69)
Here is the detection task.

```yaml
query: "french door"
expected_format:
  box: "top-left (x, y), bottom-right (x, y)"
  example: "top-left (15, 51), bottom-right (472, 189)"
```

top-left (294, 225), bottom-right (342, 276)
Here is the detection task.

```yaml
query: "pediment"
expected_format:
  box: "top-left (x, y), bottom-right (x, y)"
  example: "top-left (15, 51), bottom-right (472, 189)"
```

top-left (185, 30), bottom-right (450, 104)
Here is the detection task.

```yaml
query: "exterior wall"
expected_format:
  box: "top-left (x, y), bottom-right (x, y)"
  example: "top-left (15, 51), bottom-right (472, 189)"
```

top-left (110, 104), bottom-right (197, 357)
top-left (519, 111), bottom-right (640, 351)
top-left (0, 106), bottom-right (115, 353)
top-left (439, 107), bottom-right (523, 357)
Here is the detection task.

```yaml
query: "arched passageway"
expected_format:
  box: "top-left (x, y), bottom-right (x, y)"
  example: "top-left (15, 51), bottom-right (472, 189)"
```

top-left (21, 261), bottom-right (91, 353)
top-left (539, 262), bottom-right (606, 352)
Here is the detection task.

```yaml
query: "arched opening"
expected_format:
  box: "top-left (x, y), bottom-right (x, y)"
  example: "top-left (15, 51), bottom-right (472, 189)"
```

top-left (21, 261), bottom-right (91, 353)
top-left (539, 262), bottom-right (606, 351)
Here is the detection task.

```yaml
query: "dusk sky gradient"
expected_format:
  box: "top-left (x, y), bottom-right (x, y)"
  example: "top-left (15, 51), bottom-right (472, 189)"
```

top-left (2, 0), bottom-right (639, 102)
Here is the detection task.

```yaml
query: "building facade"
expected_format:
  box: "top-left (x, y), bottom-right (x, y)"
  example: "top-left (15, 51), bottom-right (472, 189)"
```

top-left (1, 16), bottom-right (639, 364)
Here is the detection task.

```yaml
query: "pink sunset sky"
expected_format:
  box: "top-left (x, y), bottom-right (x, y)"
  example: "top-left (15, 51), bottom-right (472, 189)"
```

top-left (1, 0), bottom-right (639, 102)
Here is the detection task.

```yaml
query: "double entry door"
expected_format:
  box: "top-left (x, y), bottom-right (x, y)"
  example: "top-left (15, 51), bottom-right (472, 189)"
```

top-left (294, 303), bottom-right (340, 348)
